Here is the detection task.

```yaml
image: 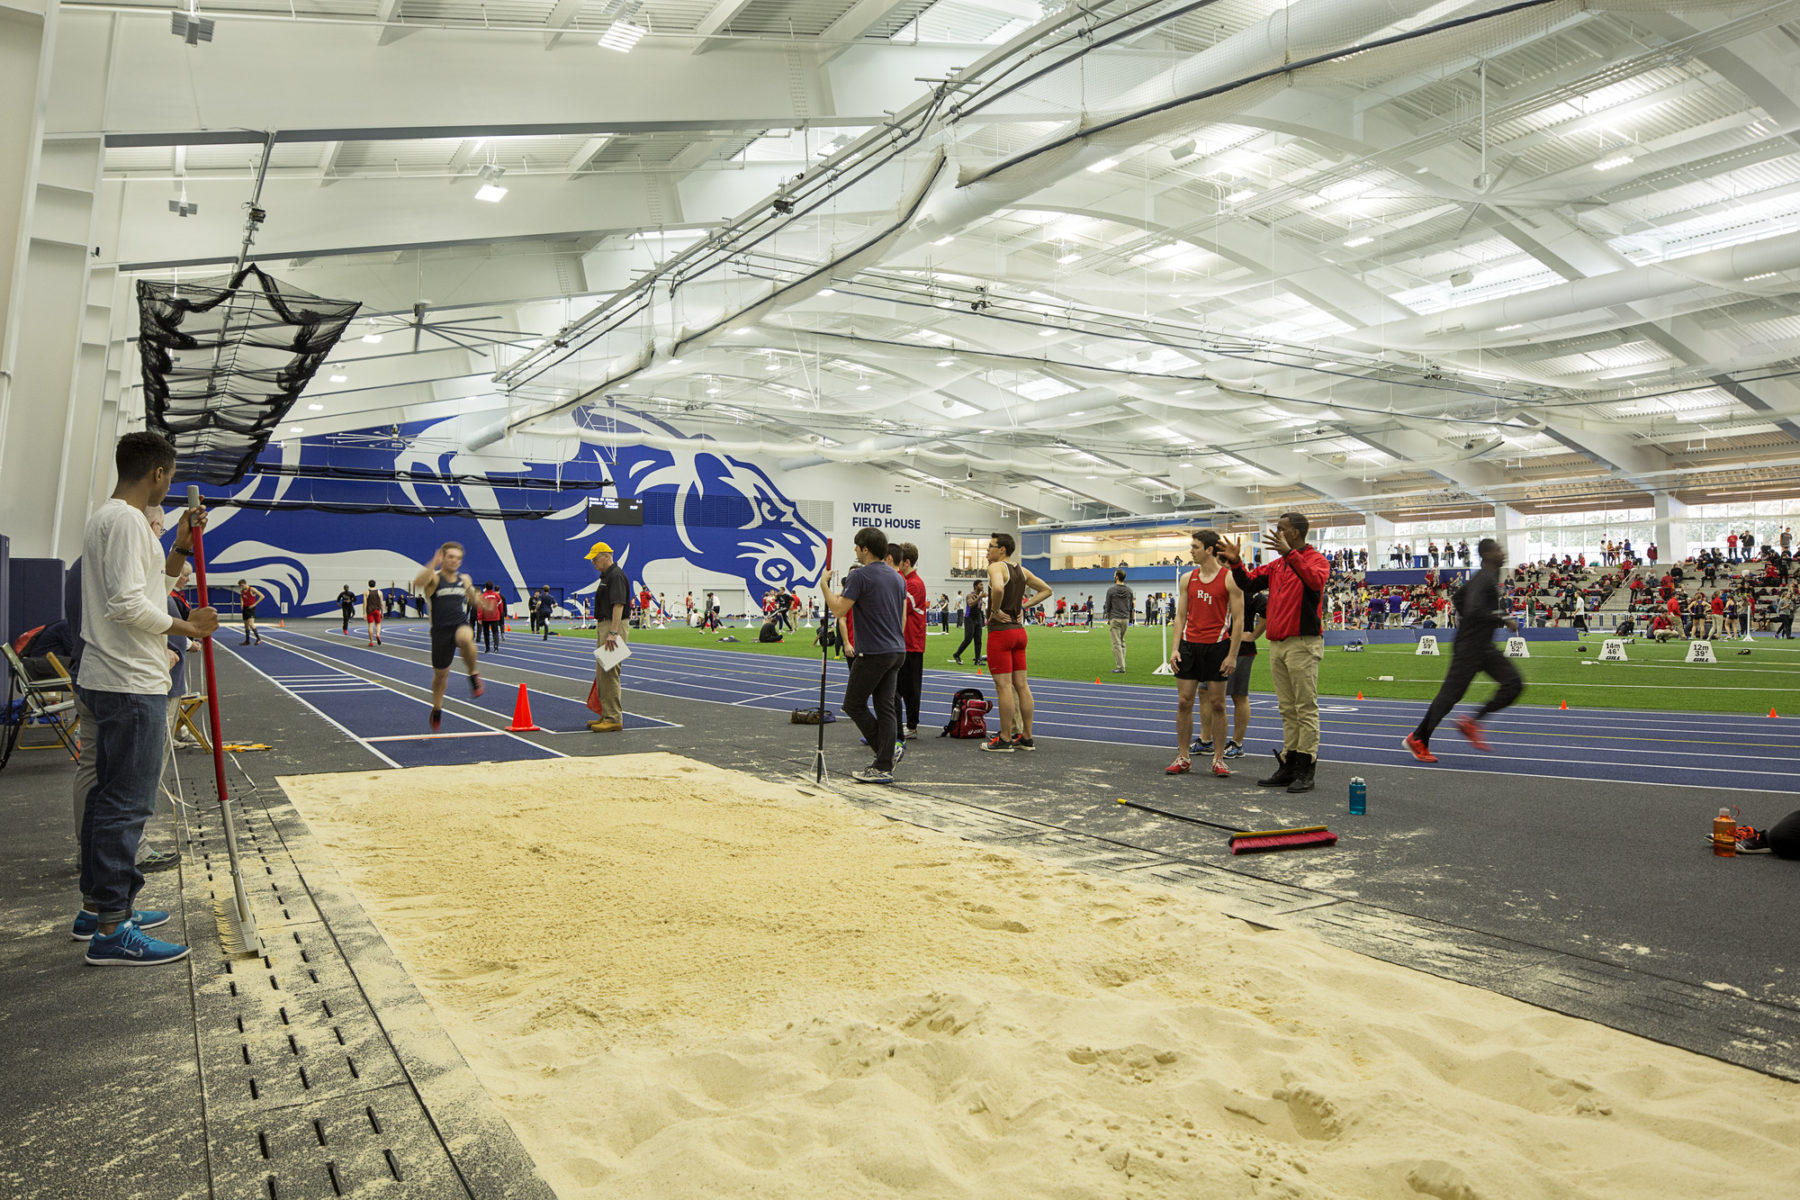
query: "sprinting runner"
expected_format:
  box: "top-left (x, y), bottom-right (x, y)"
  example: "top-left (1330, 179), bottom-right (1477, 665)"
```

top-left (1224, 589), bottom-right (1267, 759)
top-left (1404, 538), bottom-right (1523, 762)
top-left (412, 543), bottom-right (484, 731)
top-left (981, 532), bottom-right (1052, 752)
top-left (1167, 530), bottom-right (1242, 777)
top-left (237, 579), bottom-right (265, 644)
top-left (363, 580), bottom-right (383, 646)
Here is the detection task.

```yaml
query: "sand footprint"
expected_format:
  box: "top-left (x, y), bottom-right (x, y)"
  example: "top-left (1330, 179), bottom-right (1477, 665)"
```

top-left (1273, 1084), bottom-right (1343, 1140)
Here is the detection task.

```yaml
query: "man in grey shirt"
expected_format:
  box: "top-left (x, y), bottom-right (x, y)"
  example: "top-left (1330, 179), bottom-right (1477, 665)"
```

top-left (1103, 570), bottom-right (1135, 672)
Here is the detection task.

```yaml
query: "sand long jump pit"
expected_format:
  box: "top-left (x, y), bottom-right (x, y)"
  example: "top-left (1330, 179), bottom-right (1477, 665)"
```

top-left (279, 754), bottom-right (1797, 1199)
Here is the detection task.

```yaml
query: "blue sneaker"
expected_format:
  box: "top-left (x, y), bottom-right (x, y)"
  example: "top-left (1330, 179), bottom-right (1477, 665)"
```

top-left (893, 739), bottom-right (907, 766)
top-left (1223, 740), bottom-right (1244, 759)
top-left (84, 921), bottom-right (189, 966)
top-left (1192, 738), bottom-right (1214, 755)
top-left (70, 909), bottom-right (171, 941)
top-left (852, 767), bottom-right (895, 785)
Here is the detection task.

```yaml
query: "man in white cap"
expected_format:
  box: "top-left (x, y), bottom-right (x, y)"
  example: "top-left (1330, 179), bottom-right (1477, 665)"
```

top-left (586, 541), bottom-right (630, 732)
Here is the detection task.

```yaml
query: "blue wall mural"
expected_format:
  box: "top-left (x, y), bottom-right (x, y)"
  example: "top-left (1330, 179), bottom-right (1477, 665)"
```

top-left (185, 406), bottom-right (829, 618)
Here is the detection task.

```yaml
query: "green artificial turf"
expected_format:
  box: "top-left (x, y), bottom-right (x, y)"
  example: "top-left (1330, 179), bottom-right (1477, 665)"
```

top-left (562, 622), bottom-right (1800, 715)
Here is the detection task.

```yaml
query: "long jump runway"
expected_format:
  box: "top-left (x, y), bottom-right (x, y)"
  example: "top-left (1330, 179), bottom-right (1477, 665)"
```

top-left (367, 625), bottom-right (1800, 795)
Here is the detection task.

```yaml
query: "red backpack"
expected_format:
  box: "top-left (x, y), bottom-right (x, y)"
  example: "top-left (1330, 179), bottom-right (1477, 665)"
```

top-left (940, 687), bottom-right (990, 739)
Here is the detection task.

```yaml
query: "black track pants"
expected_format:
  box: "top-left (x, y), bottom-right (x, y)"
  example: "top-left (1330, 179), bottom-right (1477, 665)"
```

top-left (1413, 642), bottom-right (1523, 743)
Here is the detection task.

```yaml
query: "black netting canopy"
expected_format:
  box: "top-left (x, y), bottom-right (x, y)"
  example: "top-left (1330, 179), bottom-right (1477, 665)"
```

top-left (137, 265), bottom-right (361, 484)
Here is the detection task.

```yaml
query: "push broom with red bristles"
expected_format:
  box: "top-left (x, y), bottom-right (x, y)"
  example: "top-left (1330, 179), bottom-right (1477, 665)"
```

top-left (1115, 798), bottom-right (1338, 854)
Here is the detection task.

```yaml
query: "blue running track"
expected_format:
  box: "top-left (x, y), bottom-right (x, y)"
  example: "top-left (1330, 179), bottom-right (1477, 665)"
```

top-left (368, 625), bottom-right (1800, 794)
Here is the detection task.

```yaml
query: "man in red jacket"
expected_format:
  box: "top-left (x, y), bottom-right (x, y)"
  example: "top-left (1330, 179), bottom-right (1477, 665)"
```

top-left (1220, 512), bottom-right (1330, 793)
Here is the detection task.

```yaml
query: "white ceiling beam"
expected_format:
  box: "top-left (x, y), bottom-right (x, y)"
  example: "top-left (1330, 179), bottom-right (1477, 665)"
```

top-left (64, 21), bottom-right (846, 143)
top-left (373, 0), bottom-right (421, 46)
top-left (564, 135), bottom-right (613, 180)
top-left (542, 0), bottom-right (585, 50)
top-left (818, 0), bottom-right (924, 63)
top-left (690, 0), bottom-right (761, 54)
top-left (316, 140), bottom-right (345, 188)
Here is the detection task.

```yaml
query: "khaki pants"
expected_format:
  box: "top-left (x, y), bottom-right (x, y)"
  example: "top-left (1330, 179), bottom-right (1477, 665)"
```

top-left (594, 633), bottom-right (626, 721)
top-left (1267, 635), bottom-right (1325, 755)
top-left (1108, 618), bottom-right (1129, 670)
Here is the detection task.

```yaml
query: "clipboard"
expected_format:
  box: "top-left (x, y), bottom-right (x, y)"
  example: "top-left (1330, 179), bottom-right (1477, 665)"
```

top-left (594, 638), bottom-right (632, 672)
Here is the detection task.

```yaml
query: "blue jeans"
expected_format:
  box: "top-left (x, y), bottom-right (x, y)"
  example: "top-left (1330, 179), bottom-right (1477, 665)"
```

top-left (76, 687), bottom-right (168, 924)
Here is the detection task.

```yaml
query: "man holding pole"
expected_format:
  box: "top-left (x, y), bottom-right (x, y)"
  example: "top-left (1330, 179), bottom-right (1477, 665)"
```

top-left (74, 432), bottom-right (220, 965)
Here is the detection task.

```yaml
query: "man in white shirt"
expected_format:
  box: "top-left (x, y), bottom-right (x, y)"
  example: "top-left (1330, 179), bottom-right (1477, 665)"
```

top-left (75, 432), bottom-right (219, 966)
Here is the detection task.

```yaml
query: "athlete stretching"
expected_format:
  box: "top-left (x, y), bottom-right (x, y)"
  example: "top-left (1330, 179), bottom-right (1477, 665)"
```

top-left (1404, 537), bottom-right (1523, 761)
top-left (981, 532), bottom-right (1052, 752)
top-left (1167, 530), bottom-right (1243, 777)
top-left (412, 543), bottom-right (484, 730)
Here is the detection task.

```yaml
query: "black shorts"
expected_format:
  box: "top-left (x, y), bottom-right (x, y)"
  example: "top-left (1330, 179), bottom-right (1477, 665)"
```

top-left (1227, 650), bottom-right (1255, 696)
top-left (430, 626), bottom-right (462, 670)
top-left (1176, 639), bottom-right (1231, 683)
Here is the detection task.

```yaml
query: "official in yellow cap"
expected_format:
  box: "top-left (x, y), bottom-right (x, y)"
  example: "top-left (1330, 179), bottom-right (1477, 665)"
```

top-left (587, 541), bottom-right (629, 732)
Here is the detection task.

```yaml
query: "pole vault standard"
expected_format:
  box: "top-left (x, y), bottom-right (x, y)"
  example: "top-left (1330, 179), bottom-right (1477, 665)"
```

top-left (1152, 559), bottom-right (1179, 676)
top-left (814, 538), bottom-right (832, 784)
top-left (186, 484), bottom-right (261, 955)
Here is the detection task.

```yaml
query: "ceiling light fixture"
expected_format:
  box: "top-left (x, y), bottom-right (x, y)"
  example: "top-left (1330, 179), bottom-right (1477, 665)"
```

top-left (1593, 154), bottom-right (1634, 171)
top-left (819, 287), bottom-right (837, 296)
top-left (1744, 272), bottom-right (1778, 282)
top-left (598, 20), bottom-right (646, 53)
top-left (360, 333), bottom-right (382, 344)
top-left (1171, 139), bottom-right (1199, 160)
top-left (1495, 323), bottom-right (1522, 332)
top-left (327, 374), bottom-right (346, 383)
top-left (1344, 235), bottom-right (1373, 248)
top-left (936, 359), bottom-right (954, 367)
top-left (856, 384), bottom-right (871, 391)
top-left (1038, 328), bottom-right (1055, 337)
top-left (288, 425), bottom-right (304, 434)
top-left (1225, 189), bottom-right (1256, 203)
top-left (473, 162), bottom-right (507, 202)
top-left (932, 235), bottom-right (954, 246)
top-left (1086, 158), bottom-right (1118, 173)
top-left (1057, 252), bottom-right (1082, 264)
top-left (170, 11), bottom-right (215, 44)
top-left (308, 403), bottom-right (323, 410)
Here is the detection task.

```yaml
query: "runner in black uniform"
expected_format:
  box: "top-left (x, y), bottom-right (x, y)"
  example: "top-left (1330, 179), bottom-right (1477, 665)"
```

top-left (1404, 537), bottom-right (1523, 761)
top-left (412, 542), bottom-right (484, 730)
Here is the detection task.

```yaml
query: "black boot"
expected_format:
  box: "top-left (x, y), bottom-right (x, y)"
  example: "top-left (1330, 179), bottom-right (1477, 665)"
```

top-left (1257, 749), bottom-right (1295, 788)
top-left (1286, 751), bottom-right (1316, 794)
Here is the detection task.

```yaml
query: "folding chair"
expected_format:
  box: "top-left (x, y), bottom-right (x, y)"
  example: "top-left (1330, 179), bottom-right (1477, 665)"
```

top-left (175, 694), bottom-right (212, 754)
top-left (1, 644), bottom-right (80, 760)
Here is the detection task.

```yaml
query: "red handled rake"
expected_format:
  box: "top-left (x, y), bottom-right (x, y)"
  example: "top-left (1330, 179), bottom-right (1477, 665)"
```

top-left (1115, 798), bottom-right (1338, 854)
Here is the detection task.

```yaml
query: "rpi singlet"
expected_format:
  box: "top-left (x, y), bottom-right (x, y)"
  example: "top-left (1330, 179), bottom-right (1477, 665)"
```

top-left (1183, 567), bottom-right (1230, 643)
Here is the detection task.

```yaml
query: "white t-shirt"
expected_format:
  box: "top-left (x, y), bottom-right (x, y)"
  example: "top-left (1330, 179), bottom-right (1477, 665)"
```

top-left (78, 499), bottom-right (177, 695)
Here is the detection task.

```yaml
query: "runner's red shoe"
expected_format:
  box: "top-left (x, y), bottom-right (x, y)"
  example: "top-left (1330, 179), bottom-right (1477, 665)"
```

top-left (1455, 717), bottom-right (1491, 752)
top-left (1164, 758), bottom-right (1191, 775)
top-left (1210, 761), bottom-right (1231, 777)
top-left (1403, 734), bottom-right (1438, 763)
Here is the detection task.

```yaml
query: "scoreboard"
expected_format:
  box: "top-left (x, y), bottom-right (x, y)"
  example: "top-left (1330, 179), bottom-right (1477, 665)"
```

top-left (586, 497), bottom-right (644, 526)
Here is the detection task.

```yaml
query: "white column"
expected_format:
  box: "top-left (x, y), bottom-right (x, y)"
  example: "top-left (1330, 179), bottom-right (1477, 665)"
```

top-left (1654, 494), bottom-right (1689, 563)
top-left (1492, 504), bottom-right (1529, 566)
top-left (0, 0), bottom-right (59, 510)
top-left (1365, 513), bottom-right (1395, 565)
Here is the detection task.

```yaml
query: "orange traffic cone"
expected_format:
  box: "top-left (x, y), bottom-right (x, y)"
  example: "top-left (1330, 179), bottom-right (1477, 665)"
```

top-left (506, 683), bottom-right (542, 731)
top-left (1771, 707), bottom-right (1780, 718)
top-left (975, 664), bottom-right (983, 675)
top-left (1094, 675), bottom-right (1101, 684)
top-left (1560, 700), bottom-right (1569, 710)
top-left (1355, 690), bottom-right (1363, 700)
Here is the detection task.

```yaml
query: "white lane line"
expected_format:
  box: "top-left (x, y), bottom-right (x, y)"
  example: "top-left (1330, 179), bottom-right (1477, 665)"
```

top-left (219, 643), bottom-right (402, 769)
top-left (264, 636), bottom-right (567, 760)
top-left (365, 731), bottom-right (506, 743)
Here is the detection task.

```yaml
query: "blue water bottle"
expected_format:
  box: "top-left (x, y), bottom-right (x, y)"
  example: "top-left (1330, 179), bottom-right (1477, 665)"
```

top-left (1349, 776), bottom-right (1367, 816)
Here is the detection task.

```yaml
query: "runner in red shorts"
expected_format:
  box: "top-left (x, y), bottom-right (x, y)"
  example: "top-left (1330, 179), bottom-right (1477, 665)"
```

top-left (1167, 530), bottom-right (1242, 777)
top-left (980, 532), bottom-right (1052, 752)
top-left (364, 579), bottom-right (384, 646)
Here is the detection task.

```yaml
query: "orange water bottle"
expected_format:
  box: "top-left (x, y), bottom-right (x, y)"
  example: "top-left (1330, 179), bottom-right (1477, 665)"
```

top-left (1712, 808), bottom-right (1736, 857)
